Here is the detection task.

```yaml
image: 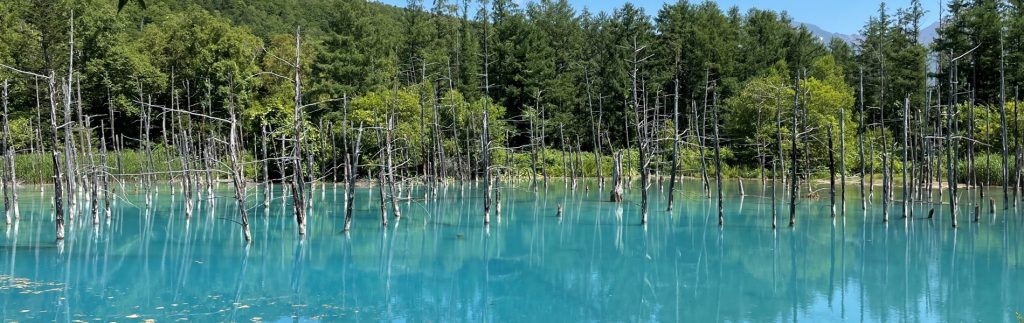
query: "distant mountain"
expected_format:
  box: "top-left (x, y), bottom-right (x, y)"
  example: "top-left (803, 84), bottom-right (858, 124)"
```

top-left (794, 22), bottom-right (858, 45)
top-left (795, 20), bottom-right (940, 46)
top-left (918, 21), bottom-right (940, 45)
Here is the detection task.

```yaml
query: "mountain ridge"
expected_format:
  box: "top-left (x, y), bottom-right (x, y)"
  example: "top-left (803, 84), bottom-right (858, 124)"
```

top-left (796, 20), bottom-right (940, 45)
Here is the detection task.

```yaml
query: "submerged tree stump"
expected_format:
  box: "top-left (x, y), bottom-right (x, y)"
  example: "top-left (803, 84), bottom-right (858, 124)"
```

top-left (610, 152), bottom-right (624, 202)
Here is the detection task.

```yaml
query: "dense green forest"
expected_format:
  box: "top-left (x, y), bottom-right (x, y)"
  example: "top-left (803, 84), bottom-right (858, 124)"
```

top-left (0, 0), bottom-right (1022, 184)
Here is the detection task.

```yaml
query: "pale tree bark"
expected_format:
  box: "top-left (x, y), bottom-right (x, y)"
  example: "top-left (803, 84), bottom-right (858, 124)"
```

top-left (667, 79), bottom-right (680, 212)
top-left (712, 92), bottom-right (723, 226)
top-left (343, 125), bottom-right (363, 232)
top-left (789, 76), bottom-right (799, 227)
top-left (48, 73), bottom-right (66, 240)
top-left (829, 125), bottom-right (836, 218)
top-left (291, 27), bottom-right (308, 236)
top-left (902, 97), bottom-right (910, 219)
top-left (228, 95), bottom-right (251, 242)
top-left (858, 69), bottom-right (867, 211)
top-left (1, 80), bottom-right (11, 224)
top-left (482, 98), bottom-right (491, 225)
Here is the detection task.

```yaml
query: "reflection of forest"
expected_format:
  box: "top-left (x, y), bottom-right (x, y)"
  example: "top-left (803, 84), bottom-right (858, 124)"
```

top-left (0, 180), bottom-right (1022, 321)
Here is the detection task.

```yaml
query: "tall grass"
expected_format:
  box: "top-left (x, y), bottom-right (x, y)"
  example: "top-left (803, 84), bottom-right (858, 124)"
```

top-left (11, 147), bottom-right (252, 184)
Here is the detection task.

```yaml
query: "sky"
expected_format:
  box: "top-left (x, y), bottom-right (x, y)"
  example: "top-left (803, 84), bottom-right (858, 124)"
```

top-left (375, 0), bottom-right (943, 35)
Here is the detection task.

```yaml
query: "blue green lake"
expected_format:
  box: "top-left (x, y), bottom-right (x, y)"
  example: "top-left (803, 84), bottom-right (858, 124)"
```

top-left (1, 180), bottom-right (1023, 322)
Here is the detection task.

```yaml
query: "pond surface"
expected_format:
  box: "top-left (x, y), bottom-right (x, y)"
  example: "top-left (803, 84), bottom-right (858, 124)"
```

top-left (1, 179), bottom-right (1023, 322)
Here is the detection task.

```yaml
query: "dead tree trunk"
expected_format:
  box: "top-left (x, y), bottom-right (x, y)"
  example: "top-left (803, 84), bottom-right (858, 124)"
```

top-left (1014, 87), bottom-right (1021, 207)
top-left (48, 73), bottom-right (66, 240)
top-left (859, 69), bottom-right (867, 210)
top-left (100, 121), bottom-right (111, 218)
top-left (64, 19), bottom-right (78, 214)
top-left (629, 37), bottom-right (650, 225)
top-left (559, 124), bottom-right (567, 187)
top-left (482, 99), bottom-right (492, 225)
top-left (789, 77), bottom-right (799, 227)
top-left (713, 92), bottom-right (724, 226)
top-left (540, 106), bottom-right (548, 188)
top-left (377, 159), bottom-right (388, 228)
top-left (667, 79), bottom-right (680, 212)
top-left (839, 108), bottom-right (846, 215)
top-left (611, 151), bottom-right (623, 202)
top-left (331, 122), bottom-right (338, 185)
top-left (291, 28), bottom-right (308, 236)
top-left (947, 58), bottom-right (958, 228)
top-left (261, 125), bottom-right (270, 208)
top-left (385, 98), bottom-right (401, 220)
top-left (585, 70), bottom-right (603, 188)
top-left (142, 95), bottom-right (154, 206)
top-left (228, 97), bottom-right (251, 242)
top-left (829, 125), bottom-right (836, 218)
top-left (86, 116), bottom-right (98, 224)
top-left (999, 41), bottom-right (1010, 209)
top-left (1, 80), bottom-right (10, 224)
top-left (699, 80), bottom-right (711, 198)
top-left (530, 100), bottom-right (539, 192)
top-left (902, 97), bottom-right (910, 219)
top-left (343, 126), bottom-right (363, 232)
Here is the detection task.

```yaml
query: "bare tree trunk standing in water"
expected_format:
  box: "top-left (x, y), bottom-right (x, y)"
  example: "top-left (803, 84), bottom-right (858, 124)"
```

top-left (559, 125), bottom-right (567, 187)
top-left (947, 52), bottom-right (959, 228)
top-left (774, 89), bottom-right (783, 229)
top-left (100, 121), bottom-right (111, 218)
top-left (902, 97), bottom-right (910, 219)
top-left (385, 84), bottom-right (401, 220)
top-left (529, 96), bottom-right (540, 192)
top-left (629, 36), bottom-right (651, 225)
top-left (48, 73), bottom-right (66, 240)
top-left (227, 90), bottom-right (251, 242)
top-left (789, 76), bottom-right (799, 227)
top-left (858, 69), bottom-right (867, 211)
top-left (610, 152), bottom-right (623, 202)
top-left (376, 157), bottom-right (388, 227)
top-left (667, 79), bottom-right (680, 212)
top-left (2, 80), bottom-right (10, 224)
top-left (291, 28), bottom-right (308, 236)
top-left (999, 36), bottom-right (1009, 209)
top-left (585, 70), bottom-right (603, 188)
top-left (713, 92), bottom-right (723, 226)
top-left (1014, 87), bottom-right (1021, 207)
top-left (840, 108), bottom-right (846, 215)
top-left (828, 125), bottom-right (836, 218)
top-left (86, 116), bottom-right (98, 225)
top-left (64, 16), bottom-right (78, 216)
top-left (261, 125), bottom-right (270, 209)
top-left (343, 126), bottom-right (363, 232)
top-left (482, 96), bottom-right (492, 226)
top-left (699, 72), bottom-right (711, 197)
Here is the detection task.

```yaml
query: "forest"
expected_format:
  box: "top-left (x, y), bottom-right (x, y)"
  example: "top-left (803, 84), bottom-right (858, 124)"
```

top-left (1, 0), bottom-right (1024, 233)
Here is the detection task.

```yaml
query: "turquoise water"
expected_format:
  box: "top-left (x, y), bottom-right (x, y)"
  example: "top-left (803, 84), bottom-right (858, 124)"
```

top-left (1, 180), bottom-right (1023, 322)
